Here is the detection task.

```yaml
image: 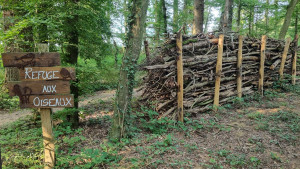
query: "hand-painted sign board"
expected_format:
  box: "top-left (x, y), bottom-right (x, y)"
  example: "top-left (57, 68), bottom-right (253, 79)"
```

top-left (2, 52), bottom-right (75, 108)
top-left (8, 81), bottom-right (70, 96)
top-left (19, 67), bottom-right (76, 81)
top-left (19, 95), bottom-right (74, 108)
top-left (2, 53), bottom-right (61, 68)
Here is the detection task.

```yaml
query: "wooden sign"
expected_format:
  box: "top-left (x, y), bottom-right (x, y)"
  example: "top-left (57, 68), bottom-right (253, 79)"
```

top-left (2, 53), bottom-right (61, 68)
top-left (19, 95), bottom-right (74, 108)
top-left (8, 81), bottom-right (70, 96)
top-left (19, 67), bottom-right (76, 81)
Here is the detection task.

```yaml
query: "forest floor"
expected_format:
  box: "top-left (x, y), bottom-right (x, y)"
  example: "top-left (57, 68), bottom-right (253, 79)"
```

top-left (0, 85), bottom-right (300, 168)
top-left (0, 88), bottom-right (142, 127)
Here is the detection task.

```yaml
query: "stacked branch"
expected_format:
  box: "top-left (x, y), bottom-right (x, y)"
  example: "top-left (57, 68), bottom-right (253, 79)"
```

top-left (140, 34), bottom-right (296, 115)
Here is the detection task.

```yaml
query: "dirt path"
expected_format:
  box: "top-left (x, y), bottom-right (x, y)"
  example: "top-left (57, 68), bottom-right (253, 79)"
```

top-left (0, 110), bottom-right (32, 128)
top-left (0, 88), bottom-right (143, 128)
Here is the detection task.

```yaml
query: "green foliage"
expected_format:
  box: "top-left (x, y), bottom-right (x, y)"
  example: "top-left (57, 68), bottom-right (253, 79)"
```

top-left (138, 107), bottom-right (176, 134)
top-left (0, 68), bottom-right (19, 110)
top-left (248, 109), bottom-right (299, 143)
top-left (77, 56), bottom-right (120, 95)
top-left (0, 117), bottom-right (43, 168)
top-left (270, 152), bottom-right (282, 163)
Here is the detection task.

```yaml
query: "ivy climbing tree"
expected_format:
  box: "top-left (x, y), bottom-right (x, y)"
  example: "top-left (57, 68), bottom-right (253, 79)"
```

top-left (110, 0), bottom-right (150, 140)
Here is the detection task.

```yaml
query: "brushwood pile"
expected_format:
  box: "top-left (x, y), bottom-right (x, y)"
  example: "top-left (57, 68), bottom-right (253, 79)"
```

top-left (140, 33), bottom-right (298, 116)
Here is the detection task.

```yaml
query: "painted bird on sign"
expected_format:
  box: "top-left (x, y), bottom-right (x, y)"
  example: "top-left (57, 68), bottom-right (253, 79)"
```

top-left (12, 84), bottom-right (32, 104)
top-left (14, 53), bottom-right (36, 69)
top-left (60, 68), bottom-right (72, 80)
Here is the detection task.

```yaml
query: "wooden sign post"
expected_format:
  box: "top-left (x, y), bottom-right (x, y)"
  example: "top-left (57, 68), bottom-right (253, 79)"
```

top-left (2, 50), bottom-right (75, 169)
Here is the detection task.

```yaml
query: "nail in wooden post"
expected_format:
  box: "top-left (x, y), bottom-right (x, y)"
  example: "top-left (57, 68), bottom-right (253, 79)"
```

top-left (292, 35), bottom-right (299, 85)
top-left (214, 34), bottom-right (224, 107)
top-left (259, 35), bottom-right (267, 96)
top-left (37, 43), bottom-right (55, 169)
top-left (237, 35), bottom-right (243, 98)
top-left (279, 37), bottom-right (291, 80)
top-left (176, 32), bottom-right (184, 122)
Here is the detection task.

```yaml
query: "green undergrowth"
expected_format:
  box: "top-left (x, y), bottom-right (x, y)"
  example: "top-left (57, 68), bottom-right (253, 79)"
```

top-left (1, 82), bottom-right (300, 168)
top-left (0, 67), bottom-right (19, 110)
top-left (247, 110), bottom-right (299, 143)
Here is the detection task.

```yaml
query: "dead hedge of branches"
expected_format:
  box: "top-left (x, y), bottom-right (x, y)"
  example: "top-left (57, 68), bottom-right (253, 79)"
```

top-left (140, 33), bottom-right (298, 116)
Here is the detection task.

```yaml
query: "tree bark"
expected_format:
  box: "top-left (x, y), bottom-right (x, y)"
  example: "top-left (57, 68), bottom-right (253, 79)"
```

top-left (192, 0), bottom-right (204, 34)
top-left (228, 0), bottom-right (233, 31)
top-left (155, 0), bottom-right (161, 43)
top-left (173, 0), bottom-right (179, 32)
top-left (221, 0), bottom-right (233, 33)
top-left (279, 0), bottom-right (299, 39)
top-left (265, 0), bottom-right (269, 34)
top-left (144, 40), bottom-right (151, 65)
top-left (248, 5), bottom-right (254, 36)
top-left (183, 0), bottom-right (190, 33)
top-left (162, 0), bottom-right (168, 35)
top-left (237, 0), bottom-right (241, 31)
top-left (204, 6), bottom-right (211, 33)
top-left (295, 8), bottom-right (298, 38)
top-left (110, 0), bottom-right (149, 141)
top-left (64, 0), bottom-right (79, 128)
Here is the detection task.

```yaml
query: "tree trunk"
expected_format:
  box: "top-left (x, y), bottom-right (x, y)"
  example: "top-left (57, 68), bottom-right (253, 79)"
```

top-left (248, 6), bottom-right (254, 36)
top-left (183, 0), bottom-right (190, 33)
top-left (294, 7), bottom-right (298, 38)
top-left (64, 0), bottom-right (79, 128)
top-left (221, 0), bottom-right (233, 33)
top-left (162, 0), bottom-right (167, 35)
top-left (192, 0), bottom-right (204, 34)
top-left (228, 0), bottom-right (233, 31)
top-left (144, 40), bottom-right (151, 65)
top-left (265, 0), bottom-right (269, 34)
top-left (3, 10), bottom-right (17, 52)
top-left (204, 6), bottom-right (211, 33)
top-left (279, 0), bottom-right (299, 39)
top-left (155, 0), bottom-right (161, 44)
top-left (110, 0), bottom-right (149, 141)
top-left (237, 0), bottom-right (241, 31)
top-left (173, 0), bottom-right (179, 32)
top-left (274, 0), bottom-right (279, 36)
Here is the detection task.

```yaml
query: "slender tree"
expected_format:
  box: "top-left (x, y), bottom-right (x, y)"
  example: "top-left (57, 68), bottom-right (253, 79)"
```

top-left (64, 0), bottom-right (80, 128)
top-left (204, 6), bottom-right (211, 33)
top-left (220, 0), bottom-right (233, 33)
top-left (173, 0), bottom-right (179, 32)
top-left (162, 0), bottom-right (168, 35)
top-left (295, 8), bottom-right (298, 38)
top-left (265, 0), bottom-right (269, 34)
top-left (183, 0), bottom-right (191, 33)
top-left (110, 0), bottom-right (149, 140)
top-left (237, 0), bottom-right (242, 31)
top-left (155, 0), bottom-right (161, 43)
top-left (279, 0), bottom-right (299, 39)
top-left (192, 0), bottom-right (204, 34)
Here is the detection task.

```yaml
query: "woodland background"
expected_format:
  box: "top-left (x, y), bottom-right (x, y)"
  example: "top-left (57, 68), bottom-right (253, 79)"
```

top-left (0, 0), bottom-right (300, 168)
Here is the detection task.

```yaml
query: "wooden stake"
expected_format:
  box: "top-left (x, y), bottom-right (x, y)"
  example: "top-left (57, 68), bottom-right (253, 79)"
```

top-left (40, 108), bottom-right (55, 169)
top-left (279, 37), bottom-right (291, 80)
top-left (176, 32), bottom-right (184, 122)
top-left (292, 35), bottom-right (299, 85)
top-left (237, 35), bottom-right (243, 98)
top-left (259, 35), bottom-right (267, 96)
top-left (37, 43), bottom-right (55, 169)
top-left (214, 34), bottom-right (224, 107)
